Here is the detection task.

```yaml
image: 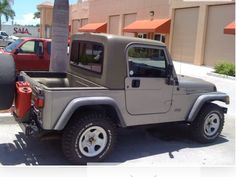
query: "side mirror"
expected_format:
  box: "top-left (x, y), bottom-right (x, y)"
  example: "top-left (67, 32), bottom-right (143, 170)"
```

top-left (14, 48), bottom-right (20, 55)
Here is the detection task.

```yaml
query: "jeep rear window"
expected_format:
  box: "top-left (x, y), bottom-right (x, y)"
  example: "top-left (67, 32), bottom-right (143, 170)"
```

top-left (70, 40), bottom-right (104, 74)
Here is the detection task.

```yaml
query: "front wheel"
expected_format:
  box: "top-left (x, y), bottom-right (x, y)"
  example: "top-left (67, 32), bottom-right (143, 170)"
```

top-left (191, 103), bottom-right (224, 144)
top-left (62, 112), bottom-right (116, 165)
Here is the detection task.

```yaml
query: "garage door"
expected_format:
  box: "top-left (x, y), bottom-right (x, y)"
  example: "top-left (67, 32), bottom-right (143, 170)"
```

top-left (109, 15), bottom-right (120, 35)
top-left (124, 13), bottom-right (136, 37)
top-left (204, 4), bottom-right (235, 66)
top-left (171, 7), bottom-right (199, 63)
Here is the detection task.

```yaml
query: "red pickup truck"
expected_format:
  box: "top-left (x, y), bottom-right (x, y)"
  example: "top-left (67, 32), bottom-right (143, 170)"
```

top-left (0, 38), bottom-right (51, 72)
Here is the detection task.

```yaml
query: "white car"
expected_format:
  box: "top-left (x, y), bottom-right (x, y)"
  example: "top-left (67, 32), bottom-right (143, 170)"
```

top-left (0, 31), bottom-right (18, 47)
top-left (0, 31), bottom-right (19, 40)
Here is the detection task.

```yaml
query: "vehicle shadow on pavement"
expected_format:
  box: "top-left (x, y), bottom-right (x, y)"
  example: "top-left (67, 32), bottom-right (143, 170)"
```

top-left (106, 123), bottom-right (229, 163)
top-left (0, 132), bottom-right (69, 165)
top-left (0, 123), bottom-right (228, 165)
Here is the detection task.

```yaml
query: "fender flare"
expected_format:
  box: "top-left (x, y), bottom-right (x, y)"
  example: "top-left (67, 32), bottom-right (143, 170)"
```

top-left (186, 92), bottom-right (229, 122)
top-left (53, 97), bottom-right (126, 130)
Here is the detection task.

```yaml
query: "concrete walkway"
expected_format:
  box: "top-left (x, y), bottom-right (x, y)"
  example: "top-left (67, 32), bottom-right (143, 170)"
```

top-left (173, 61), bottom-right (236, 116)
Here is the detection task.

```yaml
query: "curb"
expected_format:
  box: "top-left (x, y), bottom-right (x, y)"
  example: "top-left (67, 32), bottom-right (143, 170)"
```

top-left (0, 113), bottom-right (12, 117)
top-left (207, 72), bottom-right (236, 81)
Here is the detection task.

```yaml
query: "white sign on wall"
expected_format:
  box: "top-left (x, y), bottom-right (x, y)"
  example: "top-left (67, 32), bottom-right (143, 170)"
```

top-left (2, 25), bottom-right (40, 38)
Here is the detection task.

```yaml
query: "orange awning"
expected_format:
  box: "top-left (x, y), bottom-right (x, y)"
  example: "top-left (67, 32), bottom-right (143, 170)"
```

top-left (123, 18), bottom-right (171, 33)
top-left (78, 23), bottom-right (107, 33)
top-left (224, 21), bottom-right (235, 35)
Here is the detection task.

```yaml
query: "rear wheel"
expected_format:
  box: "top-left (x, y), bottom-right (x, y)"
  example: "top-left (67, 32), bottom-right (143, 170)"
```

top-left (191, 103), bottom-right (224, 143)
top-left (0, 54), bottom-right (16, 110)
top-left (62, 112), bottom-right (116, 165)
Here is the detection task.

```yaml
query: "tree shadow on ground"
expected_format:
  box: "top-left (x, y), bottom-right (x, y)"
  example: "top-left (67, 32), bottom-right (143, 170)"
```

top-left (0, 123), bottom-right (228, 165)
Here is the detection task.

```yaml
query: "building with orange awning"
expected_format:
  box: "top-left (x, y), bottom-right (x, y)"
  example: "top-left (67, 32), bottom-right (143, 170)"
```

top-left (38, 0), bottom-right (235, 66)
top-left (123, 19), bottom-right (170, 34)
top-left (224, 21), bottom-right (235, 35)
top-left (78, 23), bottom-right (107, 33)
top-left (123, 18), bottom-right (170, 43)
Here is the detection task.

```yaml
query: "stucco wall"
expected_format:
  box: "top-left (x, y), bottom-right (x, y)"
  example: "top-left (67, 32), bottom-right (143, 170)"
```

top-left (88, 0), bottom-right (170, 23)
top-left (69, 0), bottom-right (171, 35)
top-left (69, 1), bottom-right (89, 22)
top-left (171, 0), bottom-right (235, 8)
top-left (38, 5), bottom-right (53, 38)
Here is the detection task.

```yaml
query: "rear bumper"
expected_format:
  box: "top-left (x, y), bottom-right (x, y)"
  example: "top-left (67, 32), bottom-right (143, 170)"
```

top-left (13, 111), bottom-right (41, 137)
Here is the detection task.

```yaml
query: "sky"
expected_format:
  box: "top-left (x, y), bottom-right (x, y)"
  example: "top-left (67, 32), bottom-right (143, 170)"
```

top-left (2, 0), bottom-right (77, 26)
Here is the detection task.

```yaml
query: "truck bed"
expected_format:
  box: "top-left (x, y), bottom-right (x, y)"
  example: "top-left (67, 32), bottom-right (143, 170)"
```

top-left (21, 71), bottom-right (104, 89)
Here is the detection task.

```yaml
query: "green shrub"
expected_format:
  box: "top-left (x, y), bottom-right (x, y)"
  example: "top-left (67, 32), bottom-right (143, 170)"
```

top-left (214, 62), bottom-right (235, 77)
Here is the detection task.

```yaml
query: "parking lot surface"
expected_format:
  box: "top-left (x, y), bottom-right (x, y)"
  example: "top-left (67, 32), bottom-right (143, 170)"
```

top-left (0, 113), bottom-right (234, 166)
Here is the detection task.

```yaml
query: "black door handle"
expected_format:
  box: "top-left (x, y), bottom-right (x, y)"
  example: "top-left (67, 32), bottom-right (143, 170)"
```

top-left (132, 79), bottom-right (140, 88)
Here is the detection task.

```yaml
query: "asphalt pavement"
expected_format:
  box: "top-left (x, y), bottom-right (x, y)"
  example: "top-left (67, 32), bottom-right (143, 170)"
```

top-left (0, 61), bottom-right (235, 166)
top-left (0, 114), bottom-right (234, 166)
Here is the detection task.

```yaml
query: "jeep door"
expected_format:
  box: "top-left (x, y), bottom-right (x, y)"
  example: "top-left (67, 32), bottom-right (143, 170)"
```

top-left (125, 45), bottom-right (174, 115)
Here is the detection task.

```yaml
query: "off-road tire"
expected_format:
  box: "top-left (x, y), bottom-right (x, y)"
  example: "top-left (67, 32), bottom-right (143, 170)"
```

top-left (191, 103), bottom-right (224, 144)
top-left (0, 54), bottom-right (16, 110)
top-left (62, 112), bottom-right (117, 165)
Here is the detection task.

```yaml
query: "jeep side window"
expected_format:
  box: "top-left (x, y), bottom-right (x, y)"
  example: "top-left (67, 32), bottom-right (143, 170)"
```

top-left (128, 46), bottom-right (167, 78)
top-left (70, 40), bottom-right (104, 74)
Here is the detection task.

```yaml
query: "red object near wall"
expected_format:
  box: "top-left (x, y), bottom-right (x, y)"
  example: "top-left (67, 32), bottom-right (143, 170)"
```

top-left (68, 25), bottom-right (71, 32)
top-left (15, 82), bottom-right (32, 120)
top-left (0, 38), bottom-right (52, 72)
top-left (224, 21), bottom-right (235, 35)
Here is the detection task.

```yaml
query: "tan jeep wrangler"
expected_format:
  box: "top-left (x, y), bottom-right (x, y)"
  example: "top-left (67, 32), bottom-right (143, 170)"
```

top-left (0, 33), bottom-right (230, 164)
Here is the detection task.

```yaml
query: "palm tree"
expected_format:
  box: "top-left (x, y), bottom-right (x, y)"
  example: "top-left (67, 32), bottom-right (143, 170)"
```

top-left (33, 11), bottom-right (40, 19)
top-left (50, 0), bottom-right (69, 72)
top-left (0, 0), bottom-right (15, 30)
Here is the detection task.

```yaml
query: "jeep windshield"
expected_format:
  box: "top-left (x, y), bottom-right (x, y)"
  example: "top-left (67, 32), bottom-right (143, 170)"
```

top-left (4, 39), bottom-right (24, 53)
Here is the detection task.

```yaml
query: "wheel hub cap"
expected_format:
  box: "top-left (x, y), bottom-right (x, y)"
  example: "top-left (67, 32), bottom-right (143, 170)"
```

top-left (77, 126), bottom-right (108, 157)
top-left (204, 113), bottom-right (220, 136)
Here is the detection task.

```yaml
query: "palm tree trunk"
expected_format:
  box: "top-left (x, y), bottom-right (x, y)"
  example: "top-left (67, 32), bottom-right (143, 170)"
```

top-left (0, 15), bottom-right (2, 31)
top-left (50, 0), bottom-right (69, 72)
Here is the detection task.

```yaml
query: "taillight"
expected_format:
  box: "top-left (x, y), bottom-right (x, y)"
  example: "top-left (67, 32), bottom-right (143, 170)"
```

top-left (34, 97), bottom-right (44, 108)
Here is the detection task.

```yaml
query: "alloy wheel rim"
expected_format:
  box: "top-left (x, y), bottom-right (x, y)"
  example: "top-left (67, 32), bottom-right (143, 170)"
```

top-left (204, 113), bottom-right (220, 137)
top-left (77, 126), bottom-right (108, 157)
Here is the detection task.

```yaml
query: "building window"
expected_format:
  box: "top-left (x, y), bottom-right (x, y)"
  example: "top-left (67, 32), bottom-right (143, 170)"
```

top-left (128, 46), bottom-right (167, 78)
top-left (70, 40), bottom-right (104, 74)
top-left (137, 33), bottom-right (147, 39)
top-left (154, 34), bottom-right (166, 43)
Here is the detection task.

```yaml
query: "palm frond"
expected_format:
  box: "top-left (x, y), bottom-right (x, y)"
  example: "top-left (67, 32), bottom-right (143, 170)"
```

top-left (0, 0), bottom-right (15, 22)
